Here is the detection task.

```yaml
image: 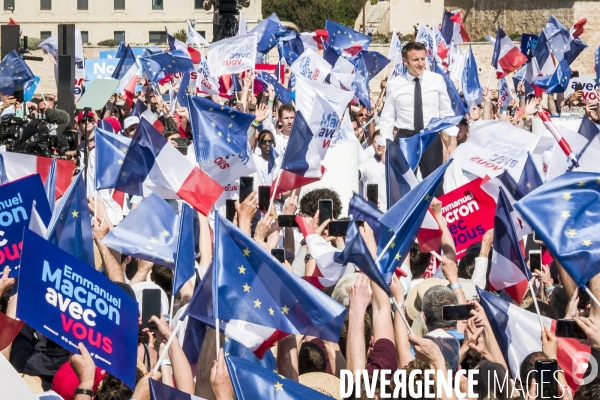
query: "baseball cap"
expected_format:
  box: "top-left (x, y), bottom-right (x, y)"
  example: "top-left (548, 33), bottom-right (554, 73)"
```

top-left (52, 361), bottom-right (106, 400)
top-left (123, 116), bottom-right (140, 130)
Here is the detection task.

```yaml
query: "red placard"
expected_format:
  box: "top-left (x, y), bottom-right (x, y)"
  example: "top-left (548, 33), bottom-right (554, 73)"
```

top-left (438, 178), bottom-right (496, 260)
top-left (253, 63), bottom-right (285, 94)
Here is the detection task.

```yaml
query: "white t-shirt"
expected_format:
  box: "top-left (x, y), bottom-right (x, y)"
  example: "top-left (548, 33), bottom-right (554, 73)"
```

top-left (358, 156), bottom-right (387, 211)
top-left (274, 132), bottom-right (290, 154)
top-left (253, 153), bottom-right (271, 186)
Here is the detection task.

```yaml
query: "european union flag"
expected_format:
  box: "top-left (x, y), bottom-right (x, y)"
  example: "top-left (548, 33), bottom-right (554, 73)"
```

top-left (176, 72), bottom-right (190, 109)
top-left (348, 192), bottom-right (382, 241)
top-left (514, 172), bottom-right (600, 287)
top-left (46, 169), bottom-right (94, 267)
top-left (256, 71), bottom-right (292, 104)
top-left (533, 31), bottom-right (552, 73)
top-left (44, 158), bottom-right (56, 214)
top-left (518, 153), bottom-right (543, 194)
top-left (356, 50), bottom-right (390, 80)
top-left (102, 194), bottom-right (181, 268)
top-left (325, 20), bottom-right (371, 55)
top-left (188, 96), bottom-right (256, 184)
top-left (95, 126), bottom-right (132, 190)
top-left (251, 13), bottom-right (288, 53)
top-left (543, 15), bottom-right (571, 61)
top-left (268, 144), bottom-right (279, 174)
top-left (172, 202), bottom-right (196, 295)
top-left (386, 139), bottom-right (417, 207)
top-left (335, 221), bottom-right (389, 296)
top-left (533, 58), bottom-right (571, 94)
top-left (213, 213), bottom-right (346, 345)
top-left (462, 46), bottom-right (483, 108)
top-left (140, 49), bottom-right (194, 84)
top-left (434, 62), bottom-right (468, 116)
top-left (513, 66), bottom-right (534, 95)
top-left (377, 161), bottom-right (451, 273)
top-left (0, 50), bottom-right (36, 95)
top-left (353, 57), bottom-right (371, 111)
top-left (564, 37), bottom-right (588, 65)
top-left (398, 116), bottom-right (462, 170)
top-left (111, 45), bottom-right (136, 80)
top-left (114, 32), bottom-right (126, 58)
top-left (278, 36), bottom-right (303, 65)
top-left (225, 356), bottom-right (334, 400)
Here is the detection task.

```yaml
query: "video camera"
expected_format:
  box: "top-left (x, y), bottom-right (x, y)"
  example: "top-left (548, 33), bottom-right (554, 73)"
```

top-left (0, 108), bottom-right (78, 157)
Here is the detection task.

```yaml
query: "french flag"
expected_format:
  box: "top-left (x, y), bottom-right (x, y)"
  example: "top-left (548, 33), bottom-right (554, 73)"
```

top-left (149, 378), bottom-right (206, 400)
top-left (270, 107), bottom-right (332, 197)
top-left (441, 10), bottom-right (471, 44)
top-left (114, 119), bottom-right (223, 216)
top-left (0, 151), bottom-right (75, 197)
top-left (299, 29), bottom-right (329, 51)
top-left (478, 287), bottom-right (591, 390)
top-left (131, 100), bottom-right (165, 133)
top-left (489, 187), bottom-right (532, 303)
top-left (167, 31), bottom-right (201, 65)
top-left (492, 27), bottom-right (528, 78)
top-left (386, 139), bottom-right (442, 253)
top-left (296, 216), bottom-right (346, 289)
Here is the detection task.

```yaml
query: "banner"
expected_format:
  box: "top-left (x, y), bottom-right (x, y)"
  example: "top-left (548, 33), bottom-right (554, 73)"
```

top-left (85, 58), bottom-right (120, 83)
top-left (0, 174), bottom-right (52, 278)
top-left (438, 178), bottom-right (496, 260)
top-left (207, 33), bottom-right (257, 77)
top-left (290, 48), bottom-right (332, 84)
top-left (74, 68), bottom-right (85, 102)
top-left (563, 74), bottom-right (599, 101)
top-left (23, 76), bottom-right (40, 102)
top-left (16, 229), bottom-right (139, 389)
top-left (451, 120), bottom-right (540, 179)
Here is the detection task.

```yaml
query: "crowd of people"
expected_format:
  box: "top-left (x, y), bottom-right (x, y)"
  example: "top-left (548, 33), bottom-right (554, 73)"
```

top-left (1, 18), bottom-right (600, 400)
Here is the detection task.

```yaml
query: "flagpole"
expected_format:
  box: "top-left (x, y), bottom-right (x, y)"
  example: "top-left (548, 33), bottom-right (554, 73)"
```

top-left (528, 279), bottom-right (545, 331)
top-left (375, 234), bottom-right (396, 264)
top-left (390, 296), bottom-right (414, 334)
top-left (583, 285), bottom-right (600, 309)
top-left (153, 322), bottom-right (185, 374)
top-left (267, 171), bottom-right (283, 214)
top-left (486, 66), bottom-right (493, 88)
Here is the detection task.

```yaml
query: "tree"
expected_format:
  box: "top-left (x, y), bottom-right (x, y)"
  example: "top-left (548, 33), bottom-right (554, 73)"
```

top-left (263, 0), bottom-right (363, 32)
top-left (173, 29), bottom-right (187, 43)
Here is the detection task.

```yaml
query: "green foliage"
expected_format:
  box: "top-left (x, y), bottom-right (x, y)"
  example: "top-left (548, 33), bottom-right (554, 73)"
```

top-left (263, 0), bottom-right (364, 32)
top-left (173, 29), bottom-right (187, 43)
top-left (97, 39), bottom-right (119, 47)
top-left (25, 37), bottom-right (41, 50)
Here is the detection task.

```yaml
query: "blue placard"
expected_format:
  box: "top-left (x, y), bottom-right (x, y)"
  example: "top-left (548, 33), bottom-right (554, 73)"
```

top-left (0, 174), bottom-right (52, 278)
top-left (99, 47), bottom-right (147, 59)
top-left (17, 229), bottom-right (139, 389)
top-left (84, 58), bottom-right (121, 83)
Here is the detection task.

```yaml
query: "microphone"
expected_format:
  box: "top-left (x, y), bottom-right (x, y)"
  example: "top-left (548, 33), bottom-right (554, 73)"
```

top-left (43, 109), bottom-right (71, 125)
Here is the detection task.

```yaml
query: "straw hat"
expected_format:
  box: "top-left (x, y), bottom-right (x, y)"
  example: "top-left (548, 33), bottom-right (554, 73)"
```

top-left (405, 278), bottom-right (449, 320)
top-left (21, 374), bottom-right (44, 394)
top-left (298, 372), bottom-right (341, 399)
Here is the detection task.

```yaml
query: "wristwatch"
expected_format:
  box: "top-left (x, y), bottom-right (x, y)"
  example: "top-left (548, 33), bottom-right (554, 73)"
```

top-left (74, 387), bottom-right (94, 397)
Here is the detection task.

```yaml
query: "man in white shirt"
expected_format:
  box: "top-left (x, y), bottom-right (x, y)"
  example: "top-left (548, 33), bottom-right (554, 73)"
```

top-left (274, 103), bottom-right (295, 154)
top-left (358, 135), bottom-right (387, 211)
top-left (379, 42), bottom-right (456, 194)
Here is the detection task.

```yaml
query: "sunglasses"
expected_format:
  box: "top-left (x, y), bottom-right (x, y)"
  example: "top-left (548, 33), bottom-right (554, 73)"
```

top-left (260, 139), bottom-right (274, 144)
top-left (358, 113), bottom-right (367, 117)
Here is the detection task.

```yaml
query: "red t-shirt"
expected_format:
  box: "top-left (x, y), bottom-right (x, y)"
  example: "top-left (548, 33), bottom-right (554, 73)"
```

top-left (366, 338), bottom-right (398, 373)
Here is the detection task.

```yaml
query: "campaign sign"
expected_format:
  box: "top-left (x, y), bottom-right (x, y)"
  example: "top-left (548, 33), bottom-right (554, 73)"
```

top-left (438, 178), bottom-right (496, 260)
top-left (17, 229), bottom-right (138, 389)
top-left (84, 58), bottom-right (120, 83)
top-left (0, 174), bottom-right (52, 278)
top-left (99, 47), bottom-right (146, 59)
top-left (451, 120), bottom-right (540, 179)
top-left (564, 75), bottom-right (599, 101)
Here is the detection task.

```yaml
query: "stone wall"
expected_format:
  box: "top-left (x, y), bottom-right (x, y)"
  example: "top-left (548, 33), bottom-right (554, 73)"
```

top-left (443, 0), bottom-right (575, 40)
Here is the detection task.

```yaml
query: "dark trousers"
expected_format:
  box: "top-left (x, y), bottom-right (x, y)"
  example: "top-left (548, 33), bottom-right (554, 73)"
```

top-left (394, 128), bottom-right (444, 197)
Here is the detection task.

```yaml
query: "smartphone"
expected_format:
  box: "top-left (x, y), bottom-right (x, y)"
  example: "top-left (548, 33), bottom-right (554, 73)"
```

top-left (318, 199), bottom-right (333, 226)
top-left (239, 176), bottom-right (254, 203)
top-left (555, 319), bottom-right (587, 340)
top-left (141, 288), bottom-right (162, 329)
top-left (225, 199), bottom-right (236, 222)
top-left (442, 304), bottom-right (475, 321)
top-left (258, 186), bottom-right (271, 211)
top-left (574, 82), bottom-right (584, 92)
top-left (278, 215), bottom-right (298, 228)
top-left (271, 248), bottom-right (285, 263)
top-left (578, 289), bottom-right (590, 310)
top-left (535, 359), bottom-right (559, 399)
top-left (529, 250), bottom-right (541, 272)
top-left (366, 184), bottom-right (378, 205)
top-left (15, 108), bottom-right (23, 118)
top-left (328, 220), bottom-right (351, 237)
top-left (172, 137), bottom-right (188, 155)
top-left (162, 93), bottom-right (170, 102)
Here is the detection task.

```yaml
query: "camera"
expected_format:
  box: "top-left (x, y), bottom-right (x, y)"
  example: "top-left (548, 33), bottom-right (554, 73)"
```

top-left (0, 109), bottom-right (78, 157)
